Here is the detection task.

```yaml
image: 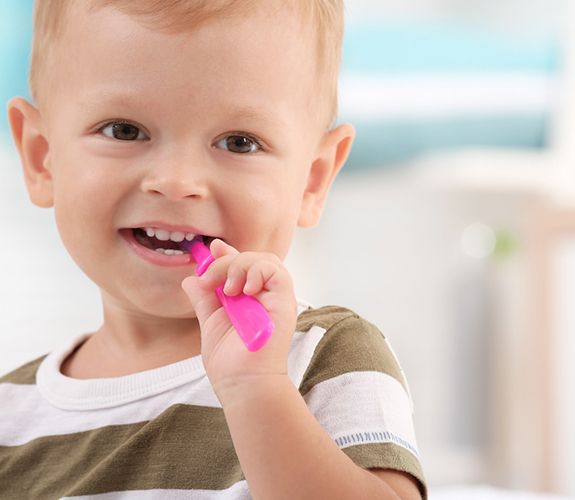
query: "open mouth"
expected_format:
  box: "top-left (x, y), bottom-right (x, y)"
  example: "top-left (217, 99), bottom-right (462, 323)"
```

top-left (129, 228), bottom-right (215, 256)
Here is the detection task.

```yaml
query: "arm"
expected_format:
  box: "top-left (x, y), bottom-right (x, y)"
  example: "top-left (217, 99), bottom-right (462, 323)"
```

top-left (218, 375), bottom-right (422, 500)
top-left (182, 239), bottom-right (422, 500)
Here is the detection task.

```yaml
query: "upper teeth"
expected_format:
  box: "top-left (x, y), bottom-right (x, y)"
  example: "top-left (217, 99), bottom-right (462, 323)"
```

top-left (144, 227), bottom-right (196, 242)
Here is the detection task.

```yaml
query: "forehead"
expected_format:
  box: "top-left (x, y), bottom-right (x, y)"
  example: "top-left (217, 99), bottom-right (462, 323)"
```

top-left (45, 2), bottom-right (319, 128)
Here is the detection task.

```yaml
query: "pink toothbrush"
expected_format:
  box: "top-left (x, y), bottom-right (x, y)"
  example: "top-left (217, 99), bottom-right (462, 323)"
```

top-left (184, 237), bottom-right (274, 352)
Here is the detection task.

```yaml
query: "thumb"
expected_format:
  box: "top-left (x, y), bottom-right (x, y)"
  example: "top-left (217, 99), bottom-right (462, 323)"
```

top-left (181, 276), bottom-right (221, 326)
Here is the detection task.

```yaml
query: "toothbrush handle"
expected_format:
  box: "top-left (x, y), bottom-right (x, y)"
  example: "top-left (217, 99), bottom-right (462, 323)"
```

top-left (215, 286), bottom-right (274, 352)
top-left (185, 237), bottom-right (273, 351)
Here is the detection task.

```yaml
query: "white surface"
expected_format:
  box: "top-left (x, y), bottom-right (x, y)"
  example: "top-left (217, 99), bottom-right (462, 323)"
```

top-left (430, 486), bottom-right (574, 499)
top-left (340, 74), bottom-right (555, 120)
top-left (551, 240), bottom-right (575, 497)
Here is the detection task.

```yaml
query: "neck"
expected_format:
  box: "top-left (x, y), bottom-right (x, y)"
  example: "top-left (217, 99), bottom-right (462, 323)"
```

top-left (61, 296), bottom-right (202, 379)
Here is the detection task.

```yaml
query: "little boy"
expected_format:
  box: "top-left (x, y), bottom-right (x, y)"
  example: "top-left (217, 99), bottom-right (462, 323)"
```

top-left (1, 1), bottom-right (426, 498)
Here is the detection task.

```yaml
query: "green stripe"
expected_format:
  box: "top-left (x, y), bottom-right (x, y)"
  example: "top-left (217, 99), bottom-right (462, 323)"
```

top-left (296, 306), bottom-right (407, 396)
top-left (295, 305), bottom-right (353, 333)
top-left (0, 404), bottom-right (243, 498)
top-left (344, 443), bottom-right (427, 500)
top-left (0, 356), bottom-right (45, 385)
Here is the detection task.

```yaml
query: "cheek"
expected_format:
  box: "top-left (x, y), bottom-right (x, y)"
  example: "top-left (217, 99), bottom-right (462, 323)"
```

top-left (51, 159), bottom-right (122, 245)
top-left (54, 176), bottom-right (109, 226)
top-left (53, 147), bottom-right (123, 210)
top-left (222, 178), bottom-right (304, 255)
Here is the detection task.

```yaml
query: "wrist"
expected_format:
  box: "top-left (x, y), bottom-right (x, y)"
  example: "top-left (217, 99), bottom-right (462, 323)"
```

top-left (214, 372), bottom-right (294, 409)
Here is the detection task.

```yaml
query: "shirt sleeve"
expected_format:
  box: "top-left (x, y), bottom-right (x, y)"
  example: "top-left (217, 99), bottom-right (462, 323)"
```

top-left (298, 308), bottom-right (427, 499)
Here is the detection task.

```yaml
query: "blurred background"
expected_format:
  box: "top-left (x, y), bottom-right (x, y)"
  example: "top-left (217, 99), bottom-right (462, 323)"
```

top-left (1, 0), bottom-right (575, 498)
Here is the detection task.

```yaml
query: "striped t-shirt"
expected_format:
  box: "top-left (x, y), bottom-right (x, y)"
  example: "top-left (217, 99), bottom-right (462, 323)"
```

top-left (0, 304), bottom-right (426, 499)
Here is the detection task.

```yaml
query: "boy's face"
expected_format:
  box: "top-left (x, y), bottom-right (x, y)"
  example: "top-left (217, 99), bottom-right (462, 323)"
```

top-left (13, 2), bottom-right (352, 319)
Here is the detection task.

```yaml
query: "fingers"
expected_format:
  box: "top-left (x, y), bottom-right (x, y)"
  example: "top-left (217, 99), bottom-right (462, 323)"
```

top-left (243, 259), bottom-right (287, 295)
top-left (210, 238), bottom-right (238, 259)
top-left (182, 240), bottom-right (297, 362)
top-left (199, 240), bottom-right (289, 297)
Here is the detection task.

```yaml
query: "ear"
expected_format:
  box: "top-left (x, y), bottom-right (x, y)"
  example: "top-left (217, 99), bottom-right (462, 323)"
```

top-left (7, 97), bottom-right (53, 207)
top-left (298, 123), bottom-right (355, 228)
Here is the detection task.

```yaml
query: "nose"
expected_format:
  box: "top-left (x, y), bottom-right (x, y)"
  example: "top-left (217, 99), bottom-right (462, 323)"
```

top-left (140, 154), bottom-right (209, 201)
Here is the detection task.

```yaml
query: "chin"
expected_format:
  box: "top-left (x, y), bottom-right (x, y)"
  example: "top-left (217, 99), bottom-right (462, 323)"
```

top-left (101, 286), bottom-right (197, 320)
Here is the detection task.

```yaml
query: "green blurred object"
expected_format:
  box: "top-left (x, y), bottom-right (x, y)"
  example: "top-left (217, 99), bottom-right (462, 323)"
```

top-left (493, 229), bottom-right (519, 260)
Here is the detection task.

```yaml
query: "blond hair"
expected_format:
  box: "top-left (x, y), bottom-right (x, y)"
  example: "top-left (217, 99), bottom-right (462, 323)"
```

top-left (29, 0), bottom-right (344, 128)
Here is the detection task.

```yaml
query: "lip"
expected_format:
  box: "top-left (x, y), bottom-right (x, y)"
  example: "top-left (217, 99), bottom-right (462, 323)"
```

top-left (120, 228), bottom-right (195, 268)
top-left (127, 221), bottom-right (210, 236)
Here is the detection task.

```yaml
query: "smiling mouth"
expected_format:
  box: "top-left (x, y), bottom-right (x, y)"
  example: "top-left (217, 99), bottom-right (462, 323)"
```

top-left (130, 228), bottom-right (214, 255)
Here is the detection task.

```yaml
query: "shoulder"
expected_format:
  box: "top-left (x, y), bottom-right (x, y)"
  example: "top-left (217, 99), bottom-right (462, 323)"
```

top-left (0, 356), bottom-right (46, 385)
top-left (296, 305), bottom-right (409, 398)
top-left (295, 306), bottom-right (426, 496)
top-left (296, 305), bottom-right (357, 333)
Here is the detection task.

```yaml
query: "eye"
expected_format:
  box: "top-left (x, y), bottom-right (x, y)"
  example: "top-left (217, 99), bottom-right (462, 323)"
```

top-left (99, 121), bottom-right (148, 141)
top-left (215, 134), bottom-right (262, 154)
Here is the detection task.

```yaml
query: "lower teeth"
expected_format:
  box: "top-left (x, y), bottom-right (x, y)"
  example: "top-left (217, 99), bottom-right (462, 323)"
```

top-left (155, 248), bottom-right (184, 256)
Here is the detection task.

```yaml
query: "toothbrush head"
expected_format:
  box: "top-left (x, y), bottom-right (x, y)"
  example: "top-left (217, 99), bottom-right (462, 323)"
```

top-left (183, 237), bottom-right (214, 276)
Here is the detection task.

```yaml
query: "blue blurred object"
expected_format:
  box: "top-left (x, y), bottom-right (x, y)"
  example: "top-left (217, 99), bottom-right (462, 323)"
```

top-left (0, 4), bottom-right (560, 168)
top-left (342, 22), bottom-right (559, 74)
top-left (339, 22), bottom-right (559, 170)
top-left (0, 0), bottom-right (34, 135)
top-left (345, 114), bottom-right (548, 170)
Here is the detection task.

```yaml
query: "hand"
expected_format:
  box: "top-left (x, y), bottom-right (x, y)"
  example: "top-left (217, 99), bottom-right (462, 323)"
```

top-left (181, 239), bottom-right (297, 400)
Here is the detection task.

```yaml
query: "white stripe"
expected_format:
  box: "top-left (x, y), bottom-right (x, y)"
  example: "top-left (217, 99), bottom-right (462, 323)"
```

top-left (287, 326), bottom-right (326, 389)
top-left (382, 337), bottom-right (414, 413)
top-left (62, 481), bottom-right (251, 499)
top-left (339, 73), bottom-right (555, 120)
top-left (0, 326), bottom-right (327, 446)
top-left (30, 299), bottom-right (319, 411)
top-left (35, 333), bottom-right (208, 411)
top-left (303, 371), bottom-right (419, 458)
top-left (0, 379), bottom-right (219, 447)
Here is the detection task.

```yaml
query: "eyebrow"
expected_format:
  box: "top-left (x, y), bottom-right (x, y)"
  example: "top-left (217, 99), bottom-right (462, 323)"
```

top-left (78, 90), bottom-right (144, 111)
top-left (224, 105), bottom-right (285, 128)
top-left (79, 91), bottom-right (285, 128)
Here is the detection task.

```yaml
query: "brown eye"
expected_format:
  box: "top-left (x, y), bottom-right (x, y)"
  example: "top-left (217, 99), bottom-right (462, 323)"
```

top-left (100, 122), bottom-right (147, 141)
top-left (216, 134), bottom-right (261, 154)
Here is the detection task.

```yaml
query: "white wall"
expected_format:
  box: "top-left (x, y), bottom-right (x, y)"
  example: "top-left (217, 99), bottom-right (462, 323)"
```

top-left (0, 140), bottom-right (101, 374)
top-left (346, 0), bottom-right (565, 35)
